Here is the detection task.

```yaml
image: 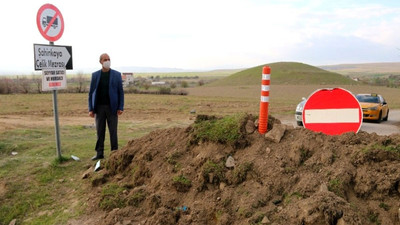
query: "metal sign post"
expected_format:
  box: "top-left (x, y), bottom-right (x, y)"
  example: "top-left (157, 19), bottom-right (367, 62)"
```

top-left (36, 4), bottom-right (70, 159)
top-left (50, 43), bottom-right (62, 159)
top-left (52, 89), bottom-right (62, 159)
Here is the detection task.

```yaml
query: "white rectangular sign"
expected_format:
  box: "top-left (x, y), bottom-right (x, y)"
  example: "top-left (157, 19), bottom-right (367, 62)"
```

top-left (304, 108), bottom-right (360, 123)
top-left (34, 44), bottom-right (73, 70)
top-left (42, 68), bottom-right (67, 91)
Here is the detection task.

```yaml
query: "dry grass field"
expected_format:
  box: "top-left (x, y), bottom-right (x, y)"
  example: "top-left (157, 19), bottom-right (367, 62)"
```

top-left (321, 62), bottom-right (400, 76)
top-left (188, 84), bottom-right (400, 110)
top-left (1, 83), bottom-right (399, 133)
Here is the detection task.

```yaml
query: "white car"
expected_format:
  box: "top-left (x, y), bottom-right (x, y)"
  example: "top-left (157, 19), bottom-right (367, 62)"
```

top-left (295, 97), bottom-right (307, 126)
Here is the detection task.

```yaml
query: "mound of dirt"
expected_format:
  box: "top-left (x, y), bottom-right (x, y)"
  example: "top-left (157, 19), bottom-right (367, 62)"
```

top-left (81, 114), bottom-right (400, 225)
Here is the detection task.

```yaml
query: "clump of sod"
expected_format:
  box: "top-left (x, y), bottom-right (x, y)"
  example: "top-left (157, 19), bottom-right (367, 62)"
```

top-left (190, 113), bottom-right (250, 147)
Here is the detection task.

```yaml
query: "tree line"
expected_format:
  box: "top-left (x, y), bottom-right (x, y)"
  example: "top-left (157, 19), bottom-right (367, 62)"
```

top-left (0, 73), bottom-right (88, 94)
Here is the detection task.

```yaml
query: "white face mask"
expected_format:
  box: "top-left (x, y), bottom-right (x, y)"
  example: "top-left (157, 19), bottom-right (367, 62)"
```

top-left (102, 61), bottom-right (111, 69)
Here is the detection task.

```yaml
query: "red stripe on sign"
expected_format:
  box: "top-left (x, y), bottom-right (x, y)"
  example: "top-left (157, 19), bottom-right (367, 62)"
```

top-left (44, 11), bottom-right (60, 35)
top-left (304, 123), bottom-right (361, 135)
top-left (49, 82), bottom-right (61, 87)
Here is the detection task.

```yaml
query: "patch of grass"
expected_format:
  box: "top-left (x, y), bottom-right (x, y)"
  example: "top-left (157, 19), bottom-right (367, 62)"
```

top-left (364, 143), bottom-right (400, 157)
top-left (202, 160), bottom-right (226, 184)
top-left (367, 211), bottom-right (381, 225)
top-left (165, 151), bottom-right (183, 172)
top-left (166, 151), bottom-right (183, 165)
top-left (0, 124), bottom-right (105, 224)
top-left (172, 174), bottom-right (192, 192)
top-left (173, 174), bottom-right (192, 185)
top-left (379, 202), bottom-right (390, 211)
top-left (223, 198), bottom-right (232, 208)
top-left (381, 145), bottom-right (400, 154)
top-left (191, 113), bottom-right (246, 146)
top-left (283, 192), bottom-right (303, 205)
top-left (0, 182), bottom-right (52, 224)
top-left (233, 162), bottom-right (253, 184)
top-left (328, 179), bottom-right (344, 198)
top-left (361, 146), bottom-right (370, 154)
top-left (0, 129), bottom-right (52, 155)
top-left (215, 210), bottom-right (224, 222)
top-left (99, 183), bottom-right (127, 210)
top-left (36, 163), bottom-right (68, 184)
top-left (127, 189), bottom-right (146, 207)
top-left (299, 147), bottom-right (312, 165)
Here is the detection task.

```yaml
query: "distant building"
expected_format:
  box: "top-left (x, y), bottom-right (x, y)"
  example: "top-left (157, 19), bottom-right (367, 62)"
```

top-left (122, 73), bottom-right (134, 87)
top-left (151, 81), bottom-right (166, 85)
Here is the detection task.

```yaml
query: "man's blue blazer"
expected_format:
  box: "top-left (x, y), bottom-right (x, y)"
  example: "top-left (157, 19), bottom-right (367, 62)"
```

top-left (88, 69), bottom-right (124, 115)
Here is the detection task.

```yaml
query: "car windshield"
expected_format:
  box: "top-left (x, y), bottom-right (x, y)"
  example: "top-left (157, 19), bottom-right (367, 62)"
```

top-left (356, 95), bottom-right (379, 103)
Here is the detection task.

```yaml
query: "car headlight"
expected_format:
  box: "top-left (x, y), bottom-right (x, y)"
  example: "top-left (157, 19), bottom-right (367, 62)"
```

top-left (296, 104), bottom-right (303, 111)
top-left (368, 106), bottom-right (378, 110)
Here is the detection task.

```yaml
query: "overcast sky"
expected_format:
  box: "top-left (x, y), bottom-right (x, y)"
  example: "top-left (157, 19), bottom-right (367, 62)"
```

top-left (2, 0), bottom-right (400, 74)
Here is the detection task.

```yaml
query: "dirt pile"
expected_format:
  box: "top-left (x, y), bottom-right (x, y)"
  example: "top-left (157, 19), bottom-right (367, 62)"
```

top-left (82, 114), bottom-right (400, 225)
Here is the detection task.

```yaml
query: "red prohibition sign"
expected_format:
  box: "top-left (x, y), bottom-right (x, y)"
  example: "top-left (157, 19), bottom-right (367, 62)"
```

top-left (36, 4), bottom-right (64, 42)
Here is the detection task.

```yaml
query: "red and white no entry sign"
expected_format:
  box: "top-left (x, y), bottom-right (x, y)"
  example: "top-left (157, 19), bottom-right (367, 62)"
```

top-left (302, 88), bottom-right (362, 135)
top-left (36, 4), bottom-right (64, 42)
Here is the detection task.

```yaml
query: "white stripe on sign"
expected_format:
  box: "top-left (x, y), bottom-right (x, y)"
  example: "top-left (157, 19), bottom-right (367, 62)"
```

top-left (261, 96), bottom-right (269, 102)
top-left (304, 108), bottom-right (360, 123)
top-left (261, 85), bottom-right (270, 92)
top-left (262, 74), bottom-right (270, 80)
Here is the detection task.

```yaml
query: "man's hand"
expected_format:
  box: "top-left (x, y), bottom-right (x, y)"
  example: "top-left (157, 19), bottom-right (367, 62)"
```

top-left (89, 111), bottom-right (94, 118)
top-left (117, 110), bottom-right (123, 116)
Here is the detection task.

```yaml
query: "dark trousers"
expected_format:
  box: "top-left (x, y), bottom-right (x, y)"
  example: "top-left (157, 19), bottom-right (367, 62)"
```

top-left (95, 105), bottom-right (118, 156)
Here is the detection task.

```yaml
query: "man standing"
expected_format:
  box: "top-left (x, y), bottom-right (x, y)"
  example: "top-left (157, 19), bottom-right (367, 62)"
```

top-left (88, 53), bottom-right (124, 160)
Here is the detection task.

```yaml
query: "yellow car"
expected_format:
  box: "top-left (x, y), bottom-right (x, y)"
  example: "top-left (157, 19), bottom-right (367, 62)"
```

top-left (356, 93), bottom-right (389, 122)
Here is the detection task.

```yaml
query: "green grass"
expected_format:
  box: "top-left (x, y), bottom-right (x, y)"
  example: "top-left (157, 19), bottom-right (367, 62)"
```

top-left (99, 184), bottom-right (127, 210)
top-left (328, 178), bottom-right (344, 198)
top-left (363, 143), bottom-right (400, 157)
top-left (0, 125), bottom-right (93, 224)
top-left (0, 122), bottom-right (154, 224)
top-left (191, 113), bottom-right (246, 146)
top-left (210, 62), bottom-right (356, 86)
top-left (232, 162), bottom-right (253, 184)
top-left (202, 160), bottom-right (226, 184)
top-left (172, 174), bottom-right (192, 192)
top-left (283, 192), bottom-right (303, 205)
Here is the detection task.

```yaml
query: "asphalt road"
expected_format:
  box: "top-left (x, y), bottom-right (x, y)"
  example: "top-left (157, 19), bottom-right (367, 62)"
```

top-left (282, 109), bottom-right (400, 136)
top-left (359, 109), bottom-right (400, 135)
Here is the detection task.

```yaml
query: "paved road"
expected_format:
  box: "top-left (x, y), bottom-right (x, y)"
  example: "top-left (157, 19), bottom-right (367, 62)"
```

top-left (360, 109), bottom-right (400, 135)
top-left (281, 109), bottom-right (400, 136)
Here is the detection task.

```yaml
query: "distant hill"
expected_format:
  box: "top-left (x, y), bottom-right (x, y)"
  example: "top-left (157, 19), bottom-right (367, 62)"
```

top-left (319, 62), bottom-right (400, 77)
top-left (209, 62), bottom-right (356, 86)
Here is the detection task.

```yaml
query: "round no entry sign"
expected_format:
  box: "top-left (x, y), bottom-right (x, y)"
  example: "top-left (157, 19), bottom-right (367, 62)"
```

top-left (36, 4), bottom-right (64, 42)
top-left (302, 88), bottom-right (362, 135)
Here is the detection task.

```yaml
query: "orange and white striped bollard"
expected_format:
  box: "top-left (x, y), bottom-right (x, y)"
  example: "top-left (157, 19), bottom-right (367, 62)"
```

top-left (258, 66), bottom-right (270, 134)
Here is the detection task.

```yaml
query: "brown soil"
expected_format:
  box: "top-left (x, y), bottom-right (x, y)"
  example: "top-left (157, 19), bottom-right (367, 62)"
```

top-left (73, 115), bottom-right (400, 225)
